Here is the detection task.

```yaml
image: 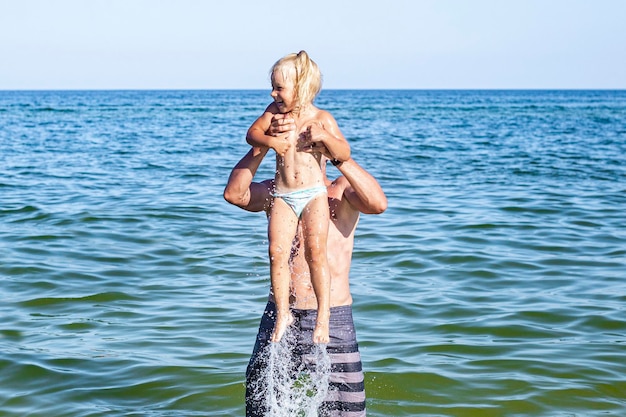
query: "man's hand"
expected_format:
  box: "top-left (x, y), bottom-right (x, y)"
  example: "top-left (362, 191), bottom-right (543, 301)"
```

top-left (269, 134), bottom-right (292, 156)
top-left (297, 123), bottom-right (331, 157)
top-left (268, 114), bottom-right (296, 137)
top-left (265, 114), bottom-right (297, 156)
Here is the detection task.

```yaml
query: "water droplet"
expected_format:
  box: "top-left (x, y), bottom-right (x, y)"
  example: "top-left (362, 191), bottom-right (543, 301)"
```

top-left (250, 327), bottom-right (333, 416)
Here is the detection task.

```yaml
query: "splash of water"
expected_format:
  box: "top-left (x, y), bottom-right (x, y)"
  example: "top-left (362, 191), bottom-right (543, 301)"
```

top-left (253, 327), bottom-right (332, 417)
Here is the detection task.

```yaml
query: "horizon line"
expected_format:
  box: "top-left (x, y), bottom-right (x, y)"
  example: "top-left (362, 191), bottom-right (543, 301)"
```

top-left (2, 88), bottom-right (625, 92)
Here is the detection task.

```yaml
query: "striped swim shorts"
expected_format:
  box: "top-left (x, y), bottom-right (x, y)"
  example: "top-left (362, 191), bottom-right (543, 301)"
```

top-left (246, 301), bottom-right (366, 417)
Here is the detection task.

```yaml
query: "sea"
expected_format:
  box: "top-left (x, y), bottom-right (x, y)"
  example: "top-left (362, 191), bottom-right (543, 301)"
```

top-left (1, 89), bottom-right (625, 416)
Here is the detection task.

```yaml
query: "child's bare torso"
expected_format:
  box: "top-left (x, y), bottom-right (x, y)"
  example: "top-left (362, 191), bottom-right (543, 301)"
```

top-left (274, 108), bottom-right (325, 192)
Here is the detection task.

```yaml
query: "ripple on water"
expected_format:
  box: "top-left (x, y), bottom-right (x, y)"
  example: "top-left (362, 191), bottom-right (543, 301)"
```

top-left (2, 89), bottom-right (626, 416)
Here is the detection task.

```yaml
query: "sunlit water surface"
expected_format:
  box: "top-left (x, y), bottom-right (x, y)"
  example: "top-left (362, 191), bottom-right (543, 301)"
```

top-left (1, 90), bottom-right (625, 416)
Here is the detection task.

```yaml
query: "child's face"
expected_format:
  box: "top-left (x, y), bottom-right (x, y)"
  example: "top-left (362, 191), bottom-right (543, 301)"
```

top-left (271, 69), bottom-right (296, 114)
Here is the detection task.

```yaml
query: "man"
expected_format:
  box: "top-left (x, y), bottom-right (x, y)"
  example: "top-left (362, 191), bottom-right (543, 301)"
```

top-left (223, 115), bottom-right (387, 416)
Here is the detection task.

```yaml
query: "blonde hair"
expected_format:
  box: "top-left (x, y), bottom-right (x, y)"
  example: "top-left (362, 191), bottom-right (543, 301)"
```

top-left (270, 50), bottom-right (322, 113)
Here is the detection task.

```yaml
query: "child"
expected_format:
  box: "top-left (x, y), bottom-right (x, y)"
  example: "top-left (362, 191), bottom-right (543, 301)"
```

top-left (246, 51), bottom-right (350, 344)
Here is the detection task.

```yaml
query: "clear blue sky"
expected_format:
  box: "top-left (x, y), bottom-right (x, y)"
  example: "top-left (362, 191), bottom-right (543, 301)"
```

top-left (1, 0), bottom-right (624, 90)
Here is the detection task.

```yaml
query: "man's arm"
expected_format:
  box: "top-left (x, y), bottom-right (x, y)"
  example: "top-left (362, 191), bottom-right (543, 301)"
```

top-left (223, 147), bottom-right (272, 212)
top-left (335, 158), bottom-right (387, 215)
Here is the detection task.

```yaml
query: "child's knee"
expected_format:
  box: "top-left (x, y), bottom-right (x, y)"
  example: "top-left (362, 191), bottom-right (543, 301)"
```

top-left (304, 243), bottom-right (327, 263)
top-left (268, 242), bottom-right (289, 261)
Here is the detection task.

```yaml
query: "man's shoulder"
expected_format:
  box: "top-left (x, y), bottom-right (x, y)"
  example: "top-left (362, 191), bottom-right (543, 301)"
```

top-left (330, 175), bottom-right (349, 188)
top-left (260, 178), bottom-right (274, 188)
top-left (329, 176), bottom-right (354, 205)
top-left (257, 179), bottom-right (275, 197)
top-left (328, 176), bottom-right (361, 225)
top-left (248, 178), bottom-right (274, 212)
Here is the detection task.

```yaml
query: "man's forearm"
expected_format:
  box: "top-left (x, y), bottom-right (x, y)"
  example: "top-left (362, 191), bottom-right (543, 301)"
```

top-left (336, 158), bottom-right (387, 214)
top-left (325, 136), bottom-right (351, 162)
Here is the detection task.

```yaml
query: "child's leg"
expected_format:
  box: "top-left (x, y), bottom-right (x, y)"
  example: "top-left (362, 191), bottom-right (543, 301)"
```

top-left (268, 198), bottom-right (298, 342)
top-left (300, 193), bottom-right (331, 344)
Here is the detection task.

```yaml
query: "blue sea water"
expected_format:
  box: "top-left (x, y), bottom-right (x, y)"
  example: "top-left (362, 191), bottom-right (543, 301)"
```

top-left (1, 89), bottom-right (625, 416)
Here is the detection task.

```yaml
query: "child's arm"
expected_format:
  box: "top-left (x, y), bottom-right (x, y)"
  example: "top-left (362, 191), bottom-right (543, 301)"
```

top-left (310, 110), bottom-right (351, 162)
top-left (246, 110), bottom-right (274, 148)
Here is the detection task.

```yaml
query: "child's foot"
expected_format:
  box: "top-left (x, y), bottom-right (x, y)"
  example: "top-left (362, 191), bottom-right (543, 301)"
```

top-left (313, 315), bottom-right (330, 344)
top-left (271, 312), bottom-right (294, 343)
